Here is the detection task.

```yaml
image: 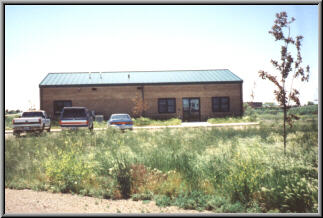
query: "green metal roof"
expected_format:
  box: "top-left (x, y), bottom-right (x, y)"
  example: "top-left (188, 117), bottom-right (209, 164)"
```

top-left (39, 69), bottom-right (243, 87)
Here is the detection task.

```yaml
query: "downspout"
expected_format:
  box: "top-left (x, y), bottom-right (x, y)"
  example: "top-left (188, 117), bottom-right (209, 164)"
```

top-left (39, 86), bottom-right (43, 111)
top-left (141, 86), bottom-right (145, 117)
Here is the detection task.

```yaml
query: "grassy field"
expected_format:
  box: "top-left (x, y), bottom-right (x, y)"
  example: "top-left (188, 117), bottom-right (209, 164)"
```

top-left (207, 116), bottom-right (256, 124)
top-left (208, 104), bottom-right (318, 125)
top-left (5, 113), bottom-right (318, 213)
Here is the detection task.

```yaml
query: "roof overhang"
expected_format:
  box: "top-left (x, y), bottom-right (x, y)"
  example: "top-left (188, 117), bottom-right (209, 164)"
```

top-left (39, 80), bottom-right (243, 88)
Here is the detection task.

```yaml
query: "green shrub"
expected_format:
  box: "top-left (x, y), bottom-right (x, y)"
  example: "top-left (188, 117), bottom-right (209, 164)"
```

top-left (154, 195), bottom-right (172, 207)
top-left (257, 174), bottom-right (318, 212)
top-left (207, 115), bottom-right (256, 124)
top-left (220, 202), bottom-right (246, 213)
top-left (289, 105), bottom-right (318, 115)
top-left (108, 154), bottom-right (132, 199)
top-left (50, 120), bottom-right (60, 129)
top-left (133, 117), bottom-right (181, 126)
top-left (93, 121), bottom-right (107, 128)
top-left (45, 148), bottom-right (92, 193)
top-left (132, 117), bottom-right (152, 126)
top-left (174, 191), bottom-right (211, 211)
top-left (131, 191), bottom-right (153, 201)
top-left (255, 105), bottom-right (318, 117)
top-left (5, 114), bottom-right (19, 130)
top-left (156, 170), bottom-right (187, 198)
top-left (281, 177), bottom-right (318, 212)
top-left (253, 154), bottom-right (318, 213)
top-left (222, 146), bottom-right (266, 203)
top-left (205, 195), bottom-right (230, 211)
top-left (243, 103), bottom-right (258, 119)
top-left (193, 193), bottom-right (246, 212)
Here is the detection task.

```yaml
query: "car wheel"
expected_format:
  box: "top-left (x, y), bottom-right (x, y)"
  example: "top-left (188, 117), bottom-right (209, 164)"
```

top-left (13, 131), bottom-right (20, 137)
top-left (47, 126), bottom-right (51, 132)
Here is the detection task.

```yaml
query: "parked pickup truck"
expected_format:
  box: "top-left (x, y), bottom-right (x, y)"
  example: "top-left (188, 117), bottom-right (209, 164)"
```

top-left (12, 110), bottom-right (51, 136)
top-left (59, 107), bottom-right (94, 130)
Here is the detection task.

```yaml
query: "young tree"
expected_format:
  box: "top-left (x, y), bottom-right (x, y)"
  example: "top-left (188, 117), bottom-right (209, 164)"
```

top-left (258, 11), bottom-right (310, 154)
top-left (131, 92), bottom-right (149, 118)
top-left (250, 80), bottom-right (257, 102)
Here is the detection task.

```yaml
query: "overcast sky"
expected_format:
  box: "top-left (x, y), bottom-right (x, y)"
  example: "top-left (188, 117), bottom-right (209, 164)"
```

top-left (5, 5), bottom-right (319, 110)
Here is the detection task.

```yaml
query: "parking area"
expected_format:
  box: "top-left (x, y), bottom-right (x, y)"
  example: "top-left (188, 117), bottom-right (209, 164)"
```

top-left (5, 122), bottom-right (259, 138)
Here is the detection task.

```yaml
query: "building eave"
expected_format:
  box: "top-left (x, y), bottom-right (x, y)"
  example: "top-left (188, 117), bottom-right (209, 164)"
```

top-left (39, 80), bottom-right (243, 88)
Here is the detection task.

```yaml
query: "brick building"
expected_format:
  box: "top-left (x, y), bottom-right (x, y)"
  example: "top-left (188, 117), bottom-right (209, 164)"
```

top-left (39, 69), bottom-right (243, 121)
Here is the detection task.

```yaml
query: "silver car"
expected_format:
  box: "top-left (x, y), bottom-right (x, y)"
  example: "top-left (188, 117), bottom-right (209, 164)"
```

top-left (107, 114), bottom-right (133, 130)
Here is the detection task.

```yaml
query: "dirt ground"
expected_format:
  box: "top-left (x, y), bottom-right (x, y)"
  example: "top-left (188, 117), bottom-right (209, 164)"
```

top-left (4, 188), bottom-right (215, 215)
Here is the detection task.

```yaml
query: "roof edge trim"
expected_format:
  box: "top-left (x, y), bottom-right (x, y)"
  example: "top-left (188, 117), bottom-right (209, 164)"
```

top-left (39, 80), bottom-right (243, 88)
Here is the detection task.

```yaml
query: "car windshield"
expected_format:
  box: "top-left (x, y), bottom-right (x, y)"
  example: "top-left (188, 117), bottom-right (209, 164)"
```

top-left (22, 112), bottom-right (44, 117)
top-left (62, 109), bottom-right (86, 118)
top-left (111, 114), bottom-right (130, 120)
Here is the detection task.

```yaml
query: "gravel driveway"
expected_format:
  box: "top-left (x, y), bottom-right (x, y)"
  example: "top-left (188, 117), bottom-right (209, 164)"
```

top-left (5, 188), bottom-right (215, 215)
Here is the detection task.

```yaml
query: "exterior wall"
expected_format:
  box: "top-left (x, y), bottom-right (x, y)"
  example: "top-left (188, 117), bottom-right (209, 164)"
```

top-left (40, 83), bottom-right (243, 121)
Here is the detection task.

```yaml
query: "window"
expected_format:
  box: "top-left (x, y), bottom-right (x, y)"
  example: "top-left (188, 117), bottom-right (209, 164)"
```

top-left (111, 114), bottom-right (131, 120)
top-left (61, 108), bottom-right (86, 118)
top-left (212, 97), bottom-right (230, 112)
top-left (22, 112), bottom-right (44, 118)
top-left (53, 100), bottom-right (72, 115)
top-left (183, 98), bottom-right (200, 112)
top-left (158, 98), bottom-right (176, 113)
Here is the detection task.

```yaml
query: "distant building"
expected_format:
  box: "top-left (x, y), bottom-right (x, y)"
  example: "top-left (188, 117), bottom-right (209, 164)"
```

top-left (39, 69), bottom-right (243, 121)
top-left (247, 102), bottom-right (263, 108)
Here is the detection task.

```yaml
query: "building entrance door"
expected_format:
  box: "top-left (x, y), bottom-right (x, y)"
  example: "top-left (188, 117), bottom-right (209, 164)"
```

top-left (182, 98), bottom-right (200, 121)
